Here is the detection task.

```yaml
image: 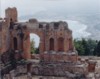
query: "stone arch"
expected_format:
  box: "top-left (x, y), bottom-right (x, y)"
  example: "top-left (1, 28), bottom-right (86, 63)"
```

top-left (29, 29), bottom-right (45, 53)
top-left (13, 37), bottom-right (18, 50)
top-left (30, 33), bottom-right (40, 54)
top-left (49, 38), bottom-right (54, 51)
top-left (57, 37), bottom-right (64, 51)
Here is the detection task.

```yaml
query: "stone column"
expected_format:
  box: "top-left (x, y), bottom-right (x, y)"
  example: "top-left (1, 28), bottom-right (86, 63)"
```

top-left (64, 37), bottom-right (67, 52)
top-left (45, 32), bottom-right (49, 52)
top-left (69, 37), bottom-right (74, 51)
top-left (65, 38), bottom-right (69, 52)
top-left (39, 38), bottom-right (43, 53)
top-left (54, 38), bottom-right (57, 52)
top-left (54, 31), bottom-right (58, 52)
top-left (2, 31), bottom-right (7, 52)
top-left (2, 23), bottom-right (8, 53)
top-left (11, 33), bottom-right (14, 50)
top-left (39, 32), bottom-right (45, 54)
top-left (23, 32), bottom-right (31, 59)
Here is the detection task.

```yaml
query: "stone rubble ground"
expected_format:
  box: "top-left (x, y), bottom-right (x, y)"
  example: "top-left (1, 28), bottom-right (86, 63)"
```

top-left (2, 57), bottom-right (100, 79)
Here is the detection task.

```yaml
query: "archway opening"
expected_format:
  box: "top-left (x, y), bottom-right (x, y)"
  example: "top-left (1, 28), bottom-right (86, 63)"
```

top-left (58, 37), bottom-right (64, 51)
top-left (13, 37), bottom-right (18, 50)
top-left (49, 38), bottom-right (54, 51)
top-left (30, 33), bottom-right (40, 54)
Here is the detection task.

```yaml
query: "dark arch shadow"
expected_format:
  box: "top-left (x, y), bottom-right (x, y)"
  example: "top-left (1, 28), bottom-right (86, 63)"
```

top-left (58, 37), bottom-right (64, 52)
top-left (49, 38), bottom-right (54, 51)
top-left (13, 37), bottom-right (18, 50)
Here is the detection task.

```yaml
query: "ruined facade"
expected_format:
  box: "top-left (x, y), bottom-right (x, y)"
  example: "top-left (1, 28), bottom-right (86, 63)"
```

top-left (0, 7), bottom-right (77, 62)
top-left (1, 7), bottom-right (99, 79)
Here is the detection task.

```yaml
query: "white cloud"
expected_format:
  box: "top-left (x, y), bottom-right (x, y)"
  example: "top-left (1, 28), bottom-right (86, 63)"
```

top-left (1, 0), bottom-right (100, 17)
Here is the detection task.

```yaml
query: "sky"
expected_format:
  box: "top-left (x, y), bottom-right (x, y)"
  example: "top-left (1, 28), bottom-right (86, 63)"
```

top-left (0, 0), bottom-right (100, 47)
top-left (1, 0), bottom-right (100, 18)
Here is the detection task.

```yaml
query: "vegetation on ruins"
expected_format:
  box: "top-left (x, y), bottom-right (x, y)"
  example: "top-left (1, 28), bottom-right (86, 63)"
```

top-left (74, 38), bottom-right (100, 56)
top-left (30, 39), bottom-right (35, 54)
top-left (30, 39), bottom-right (39, 54)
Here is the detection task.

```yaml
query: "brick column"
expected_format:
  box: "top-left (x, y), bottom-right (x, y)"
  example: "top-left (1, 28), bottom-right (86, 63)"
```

top-left (54, 38), bottom-right (57, 52)
top-left (64, 38), bottom-right (67, 52)
top-left (54, 32), bottom-right (58, 52)
top-left (23, 32), bottom-right (31, 59)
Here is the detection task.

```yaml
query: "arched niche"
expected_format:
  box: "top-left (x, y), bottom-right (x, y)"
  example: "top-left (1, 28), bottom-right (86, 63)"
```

top-left (13, 37), bottom-right (18, 50)
top-left (57, 37), bottom-right (64, 52)
top-left (49, 38), bottom-right (54, 51)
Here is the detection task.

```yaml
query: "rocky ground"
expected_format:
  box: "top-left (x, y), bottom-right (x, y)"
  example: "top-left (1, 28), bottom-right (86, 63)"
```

top-left (14, 75), bottom-right (78, 79)
top-left (2, 56), bottom-right (100, 79)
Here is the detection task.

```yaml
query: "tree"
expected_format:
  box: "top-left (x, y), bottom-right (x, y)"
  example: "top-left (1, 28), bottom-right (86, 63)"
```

top-left (34, 47), bottom-right (39, 54)
top-left (30, 39), bottom-right (35, 54)
top-left (87, 39), bottom-right (98, 55)
top-left (74, 39), bottom-right (85, 55)
top-left (74, 38), bottom-right (98, 56)
top-left (81, 38), bottom-right (90, 55)
top-left (94, 41), bottom-right (100, 56)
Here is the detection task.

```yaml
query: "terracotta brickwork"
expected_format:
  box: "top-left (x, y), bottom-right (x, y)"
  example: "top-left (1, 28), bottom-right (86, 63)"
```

top-left (0, 7), bottom-right (77, 62)
top-left (1, 7), bottom-right (99, 79)
top-left (5, 7), bottom-right (18, 22)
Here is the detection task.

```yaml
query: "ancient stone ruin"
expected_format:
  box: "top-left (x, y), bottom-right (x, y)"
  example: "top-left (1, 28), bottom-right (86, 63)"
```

top-left (0, 7), bottom-right (77, 61)
top-left (0, 7), bottom-right (99, 79)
